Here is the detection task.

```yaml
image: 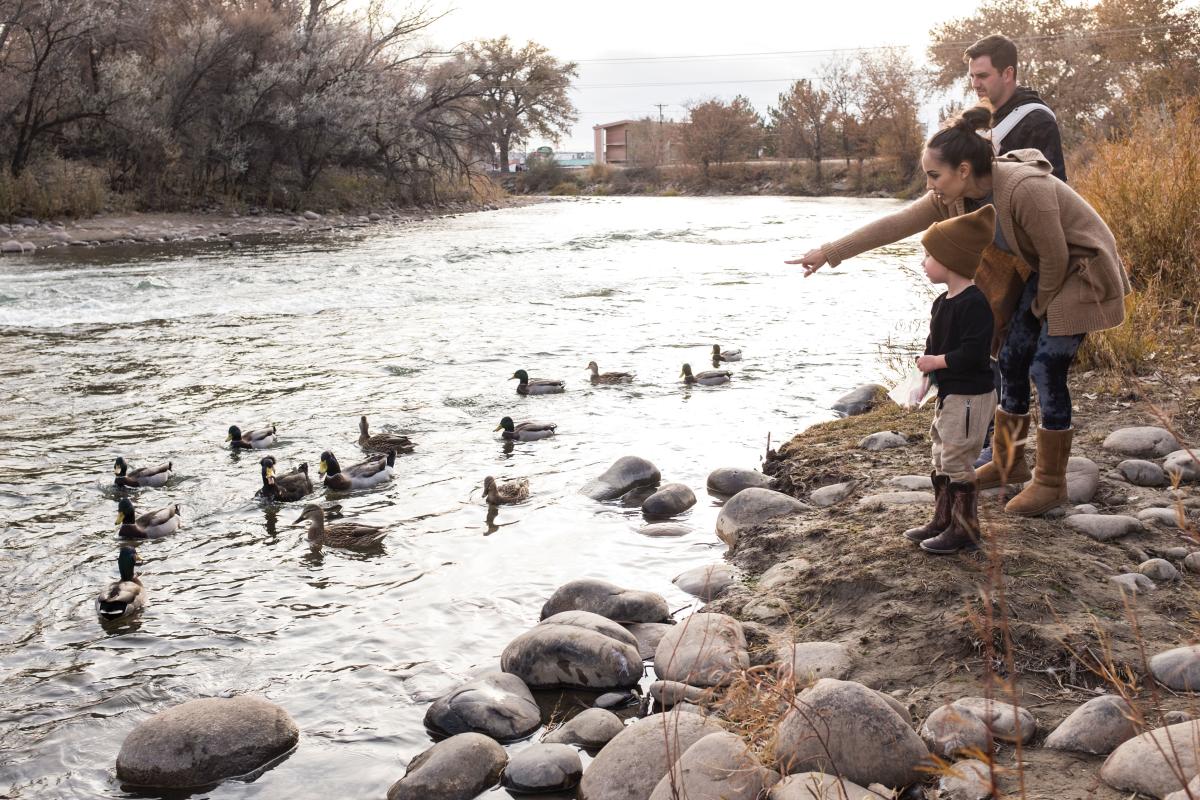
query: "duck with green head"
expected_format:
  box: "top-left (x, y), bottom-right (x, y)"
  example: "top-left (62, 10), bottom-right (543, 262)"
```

top-left (226, 424), bottom-right (277, 450)
top-left (495, 416), bottom-right (557, 441)
top-left (113, 457), bottom-right (173, 488)
top-left (319, 449), bottom-right (394, 491)
top-left (712, 344), bottom-right (742, 362)
top-left (96, 546), bottom-right (146, 621)
top-left (256, 456), bottom-right (313, 502)
top-left (292, 503), bottom-right (387, 548)
top-left (511, 369), bottom-right (565, 395)
top-left (116, 497), bottom-right (182, 538)
top-left (681, 363), bottom-right (732, 386)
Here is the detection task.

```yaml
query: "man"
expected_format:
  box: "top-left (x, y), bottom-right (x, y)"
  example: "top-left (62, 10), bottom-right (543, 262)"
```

top-left (965, 34), bottom-right (1067, 182)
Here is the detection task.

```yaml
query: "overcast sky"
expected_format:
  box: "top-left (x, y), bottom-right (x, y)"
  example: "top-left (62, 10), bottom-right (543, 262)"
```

top-left (404, 0), bottom-right (981, 151)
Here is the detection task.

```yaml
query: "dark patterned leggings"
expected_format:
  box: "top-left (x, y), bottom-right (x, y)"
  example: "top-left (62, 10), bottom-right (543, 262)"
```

top-left (998, 276), bottom-right (1085, 430)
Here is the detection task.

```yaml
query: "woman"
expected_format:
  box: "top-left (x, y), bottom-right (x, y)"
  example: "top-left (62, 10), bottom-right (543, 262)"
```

top-left (791, 107), bottom-right (1129, 517)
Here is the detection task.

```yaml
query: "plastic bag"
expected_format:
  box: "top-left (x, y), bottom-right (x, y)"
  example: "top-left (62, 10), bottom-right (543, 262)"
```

top-left (888, 366), bottom-right (937, 408)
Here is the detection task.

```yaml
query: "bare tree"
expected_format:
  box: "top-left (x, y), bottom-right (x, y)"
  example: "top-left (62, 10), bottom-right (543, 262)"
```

top-left (682, 95), bottom-right (762, 175)
top-left (854, 49), bottom-right (926, 180)
top-left (770, 78), bottom-right (834, 186)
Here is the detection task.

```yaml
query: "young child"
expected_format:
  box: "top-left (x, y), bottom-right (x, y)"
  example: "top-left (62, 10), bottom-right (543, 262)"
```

top-left (902, 204), bottom-right (997, 554)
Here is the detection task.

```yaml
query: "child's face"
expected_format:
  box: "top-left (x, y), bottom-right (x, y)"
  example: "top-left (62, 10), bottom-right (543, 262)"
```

top-left (922, 253), bottom-right (950, 284)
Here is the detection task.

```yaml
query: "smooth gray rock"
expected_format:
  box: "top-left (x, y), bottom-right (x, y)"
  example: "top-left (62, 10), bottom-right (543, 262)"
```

top-left (951, 697), bottom-right (1036, 744)
top-left (1165, 546), bottom-right (1191, 558)
top-left (594, 691), bottom-right (634, 709)
top-left (1045, 694), bottom-right (1138, 755)
top-left (115, 696), bottom-right (298, 789)
top-left (649, 680), bottom-right (707, 708)
top-left (774, 678), bottom-right (930, 788)
top-left (649, 731), bottom-right (774, 800)
top-left (1139, 507), bottom-right (1181, 528)
top-left (1067, 457), bottom-right (1101, 503)
top-left (642, 482), bottom-right (697, 518)
top-left (1119, 459), bottom-right (1169, 487)
top-left (0, 239), bottom-right (21, 253)
top-left (581, 456), bottom-right (661, 500)
top-left (857, 491), bottom-right (934, 509)
top-left (758, 558), bottom-right (813, 591)
top-left (1164, 449), bottom-right (1200, 482)
top-left (501, 744), bottom-right (582, 793)
top-left (578, 710), bottom-right (723, 800)
top-left (938, 759), bottom-right (992, 800)
top-left (1101, 720), bottom-right (1200, 798)
top-left (653, 613), bottom-right (748, 687)
top-left (1167, 775), bottom-right (1200, 800)
top-left (387, 732), bottom-right (506, 800)
top-left (1166, 710), bottom-right (1196, 725)
top-left (638, 522), bottom-right (693, 537)
top-left (810, 481), bottom-right (854, 507)
top-left (919, 704), bottom-right (991, 759)
top-left (888, 474), bottom-right (934, 491)
top-left (833, 384), bottom-right (886, 417)
top-left (1151, 646), bottom-right (1200, 691)
top-left (423, 671), bottom-right (540, 742)
top-left (1066, 514), bottom-right (1142, 541)
top-left (776, 642), bottom-right (853, 682)
top-left (623, 622), bottom-right (673, 661)
top-left (1186, 553), bottom-right (1200, 574)
top-left (540, 578), bottom-right (668, 623)
top-left (741, 596), bottom-right (790, 624)
top-left (858, 431), bottom-right (908, 451)
top-left (541, 708), bottom-right (624, 748)
top-left (707, 467), bottom-right (774, 495)
top-left (501, 611), bottom-right (643, 690)
top-left (716, 488), bottom-right (807, 549)
top-left (673, 563), bottom-right (738, 600)
top-left (303, 210), bottom-right (321, 220)
top-left (1140, 558), bottom-right (1181, 582)
top-left (1111, 573), bottom-right (1157, 593)
top-left (769, 772), bottom-right (884, 799)
top-left (1103, 427), bottom-right (1181, 458)
top-left (1073, 503), bottom-right (1100, 515)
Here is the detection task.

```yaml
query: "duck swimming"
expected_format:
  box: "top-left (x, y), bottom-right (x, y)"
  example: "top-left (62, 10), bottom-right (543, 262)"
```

top-left (483, 476), bottom-right (530, 505)
top-left (96, 546), bottom-right (146, 621)
top-left (292, 504), bottom-right (387, 548)
top-left (113, 457), bottom-right (172, 488)
top-left (495, 416), bottom-right (557, 441)
top-left (587, 361), bottom-right (634, 384)
top-left (511, 369), bottom-right (565, 395)
top-left (256, 456), bottom-right (312, 502)
top-left (116, 498), bottom-right (182, 538)
top-left (226, 424), bottom-right (277, 449)
top-left (712, 344), bottom-right (742, 362)
top-left (319, 449), bottom-right (394, 491)
top-left (358, 415), bottom-right (415, 455)
top-left (681, 363), bottom-right (732, 386)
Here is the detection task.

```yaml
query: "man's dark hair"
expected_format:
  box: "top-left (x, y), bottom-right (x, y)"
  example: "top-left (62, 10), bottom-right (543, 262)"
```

top-left (964, 34), bottom-right (1019, 79)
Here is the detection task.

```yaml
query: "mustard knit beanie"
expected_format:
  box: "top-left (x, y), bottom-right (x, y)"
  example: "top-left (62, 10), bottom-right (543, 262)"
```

top-left (920, 204), bottom-right (996, 279)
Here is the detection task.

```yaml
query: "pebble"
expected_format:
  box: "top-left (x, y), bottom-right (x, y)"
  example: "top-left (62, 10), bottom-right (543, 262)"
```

top-left (1067, 457), bottom-right (1101, 503)
top-left (1103, 426), bottom-right (1181, 458)
top-left (810, 481), bottom-right (854, 507)
top-left (1111, 573), bottom-right (1157, 594)
top-left (1100, 720), bottom-right (1200, 798)
top-left (858, 431), bottom-right (908, 451)
top-left (758, 557), bottom-right (812, 591)
top-left (888, 474), bottom-right (934, 491)
top-left (1164, 449), bottom-right (1200, 482)
top-left (740, 595), bottom-right (790, 624)
top-left (1140, 558), bottom-right (1181, 582)
top-left (541, 708), bottom-right (624, 748)
top-left (715, 488), bottom-right (808, 549)
top-left (1151, 645), bottom-right (1200, 691)
top-left (638, 522), bottom-right (693, 537)
top-left (1118, 459), bottom-right (1169, 486)
top-left (1185, 553), bottom-right (1200, 574)
top-left (649, 680), bottom-right (707, 708)
top-left (951, 697), bottom-right (1036, 743)
top-left (1065, 514), bottom-right (1142, 541)
top-left (832, 383), bottom-right (886, 417)
top-left (594, 691), bottom-right (636, 709)
top-left (938, 759), bottom-right (993, 800)
top-left (918, 704), bottom-right (990, 759)
top-left (1135, 507), bottom-right (1180, 528)
top-left (776, 641), bottom-right (854, 682)
top-left (0, 239), bottom-right (21, 253)
top-left (857, 491), bottom-right (934, 509)
top-left (641, 482), bottom-right (696, 518)
top-left (1045, 694), bottom-right (1138, 754)
top-left (673, 563), bottom-right (738, 600)
top-left (706, 466), bottom-right (775, 496)
top-left (501, 744), bottom-right (582, 794)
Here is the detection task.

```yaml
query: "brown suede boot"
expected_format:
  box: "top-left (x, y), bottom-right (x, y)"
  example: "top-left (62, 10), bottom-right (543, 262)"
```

top-left (920, 480), bottom-right (981, 554)
top-left (904, 472), bottom-right (951, 542)
top-left (975, 407), bottom-right (1033, 490)
top-left (1005, 426), bottom-right (1074, 516)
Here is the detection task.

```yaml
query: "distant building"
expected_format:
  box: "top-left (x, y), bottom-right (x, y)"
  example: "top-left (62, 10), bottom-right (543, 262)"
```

top-left (593, 119), bottom-right (686, 166)
top-left (593, 120), bottom-right (636, 165)
top-left (524, 147), bottom-right (595, 170)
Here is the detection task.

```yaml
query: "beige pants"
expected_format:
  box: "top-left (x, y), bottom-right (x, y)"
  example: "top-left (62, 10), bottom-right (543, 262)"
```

top-left (931, 391), bottom-right (997, 483)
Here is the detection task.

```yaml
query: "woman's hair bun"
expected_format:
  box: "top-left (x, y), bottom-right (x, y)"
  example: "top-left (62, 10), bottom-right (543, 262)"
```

top-left (957, 105), bottom-right (993, 131)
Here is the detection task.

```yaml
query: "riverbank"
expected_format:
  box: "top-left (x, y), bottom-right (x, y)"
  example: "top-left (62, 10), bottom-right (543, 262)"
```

top-left (704, 323), bottom-right (1200, 798)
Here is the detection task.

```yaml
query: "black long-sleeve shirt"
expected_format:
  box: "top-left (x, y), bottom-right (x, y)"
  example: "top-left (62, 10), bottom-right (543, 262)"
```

top-left (993, 87), bottom-right (1067, 183)
top-left (925, 285), bottom-right (995, 398)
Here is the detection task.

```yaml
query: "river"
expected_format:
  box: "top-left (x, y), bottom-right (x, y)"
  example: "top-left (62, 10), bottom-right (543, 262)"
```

top-left (0, 195), bottom-right (928, 798)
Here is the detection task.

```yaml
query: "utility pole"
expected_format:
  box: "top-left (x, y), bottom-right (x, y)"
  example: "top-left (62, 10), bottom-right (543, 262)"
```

top-left (654, 104), bottom-right (667, 124)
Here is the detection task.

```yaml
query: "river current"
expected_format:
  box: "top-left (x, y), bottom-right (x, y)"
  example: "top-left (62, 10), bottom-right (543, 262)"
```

top-left (0, 196), bottom-right (928, 798)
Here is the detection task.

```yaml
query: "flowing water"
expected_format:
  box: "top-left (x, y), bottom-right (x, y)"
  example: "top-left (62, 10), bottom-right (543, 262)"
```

top-left (0, 196), bottom-right (930, 798)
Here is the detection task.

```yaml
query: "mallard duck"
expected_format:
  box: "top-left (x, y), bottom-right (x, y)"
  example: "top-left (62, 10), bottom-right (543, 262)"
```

top-left (358, 415), bottom-right (415, 455)
top-left (96, 546), bottom-right (146, 621)
top-left (681, 363), bottom-right (732, 386)
top-left (292, 503), bottom-right (387, 548)
top-left (483, 475), bottom-right (530, 505)
top-left (713, 344), bottom-right (742, 362)
top-left (495, 416), bottom-right (557, 441)
top-left (511, 369), bottom-right (565, 395)
top-left (116, 497), bottom-right (182, 538)
top-left (113, 457), bottom-right (172, 488)
top-left (319, 449), bottom-right (394, 491)
top-left (587, 361), bottom-right (634, 384)
top-left (226, 424), bottom-right (277, 449)
top-left (256, 456), bottom-right (312, 502)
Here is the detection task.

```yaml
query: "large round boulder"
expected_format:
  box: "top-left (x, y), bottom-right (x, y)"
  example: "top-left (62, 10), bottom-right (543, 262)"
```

top-left (115, 695), bottom-right (298, 789)
top-left (501, 610), bottom-right (643, 689)
top-left (1101, 720), bottom-right (1200, 798)
top-left (773, 678), bottom-right (930, 788)
top-left (919, 704), bottom-right (990, 759)
top-left (541, 707), bottom-right (624, 748)
top-left (1151, 645), bottom-right (1200, 691)
top-left (716, 488), bottom-right (807, 549)
top-left (654, 613), bottom-right (748, 687)
top-left (423, 671), bottom-right (540, 742)
top-left (540, 578), bottom-right (669, 623)
top-left (578, 710), bottom-right (723, 800)
top-left (642, 482), bottom-right (697, 518)
top-left (581, 456), bottom-right (661, 500)
top-left (951, 697), bottom-right (1036, 744)
top-left (649, 731), bottom-right (775, 800)
top-left (707, 466), bottom-right (774, 496)
top-left (386, 732), bottom-right (507, 800)
top-left (1044, 694), bottom-right (1137, 755)
top-left (1103, 426), bottom-right (1181, 458)
top-left (501, 743), bottom-right (582, 794)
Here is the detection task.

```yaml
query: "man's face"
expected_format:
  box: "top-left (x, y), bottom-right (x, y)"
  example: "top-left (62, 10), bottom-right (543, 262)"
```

top-left (968, 55), bottom-right (1015, 108)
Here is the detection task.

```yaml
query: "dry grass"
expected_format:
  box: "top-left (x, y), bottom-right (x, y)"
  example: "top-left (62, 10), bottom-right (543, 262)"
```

top-left (0, 156), bottom-right (111, 219)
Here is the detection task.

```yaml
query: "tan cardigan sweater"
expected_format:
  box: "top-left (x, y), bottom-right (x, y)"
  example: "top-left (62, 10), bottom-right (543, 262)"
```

top-left (822, 150), bottom-right (1131, 336)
